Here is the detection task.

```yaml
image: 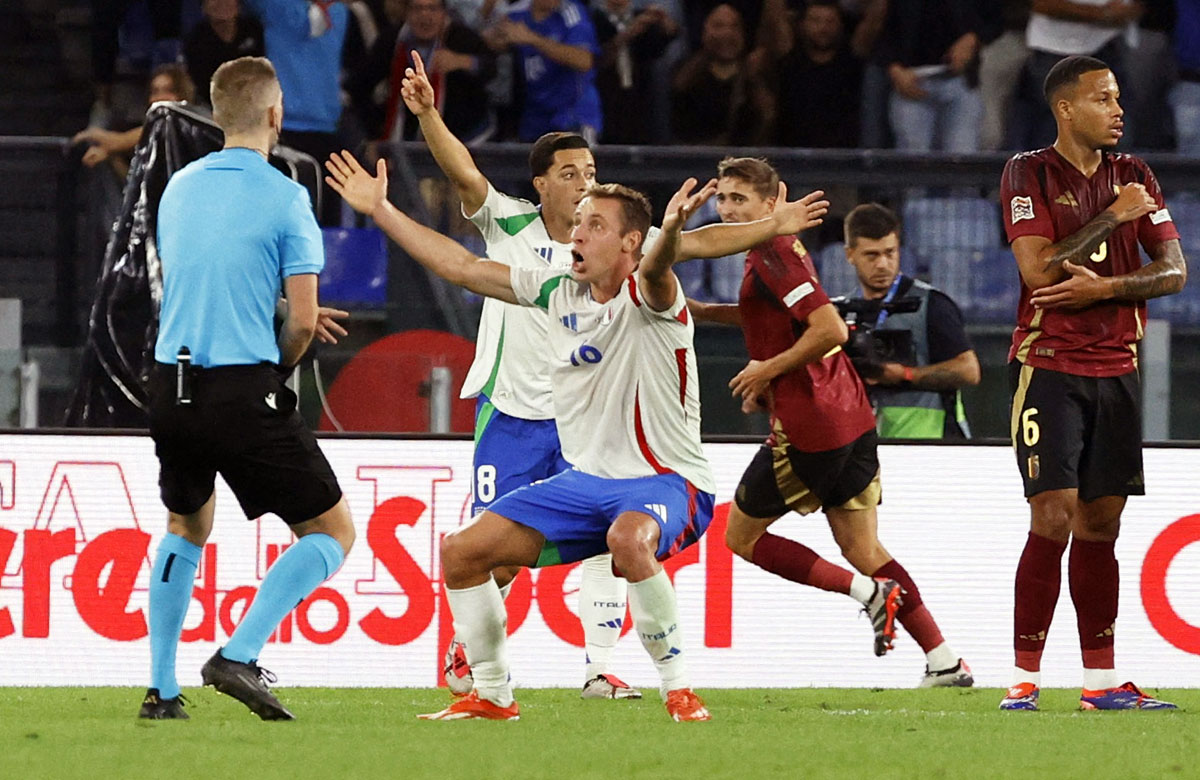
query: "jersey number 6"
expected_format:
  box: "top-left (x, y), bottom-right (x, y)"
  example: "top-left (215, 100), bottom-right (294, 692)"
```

top-left (1021, 407), bottom-right (1040, 447)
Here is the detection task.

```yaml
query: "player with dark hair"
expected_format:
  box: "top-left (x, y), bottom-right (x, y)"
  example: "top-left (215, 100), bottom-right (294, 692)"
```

top-left (139, 56), bottom-right (355, 721)
top-left (689, 156), bottom-right (972, 687)
top-left (999, 54), bottom-right (1186, 711)
top-left (399, 50), bottom-right (642, 699)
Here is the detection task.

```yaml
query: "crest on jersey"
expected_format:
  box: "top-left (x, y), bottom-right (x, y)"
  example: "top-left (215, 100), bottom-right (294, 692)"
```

top-left (1010, 196), bottom-right (1035, 223)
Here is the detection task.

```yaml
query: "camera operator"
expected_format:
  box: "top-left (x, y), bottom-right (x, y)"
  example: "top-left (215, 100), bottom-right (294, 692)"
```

top-left (841, 203), bottom-right (980, 439)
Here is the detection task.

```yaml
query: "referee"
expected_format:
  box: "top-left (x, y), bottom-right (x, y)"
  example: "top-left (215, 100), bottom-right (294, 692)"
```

top-left (138, 57), bottom-right (355, 721)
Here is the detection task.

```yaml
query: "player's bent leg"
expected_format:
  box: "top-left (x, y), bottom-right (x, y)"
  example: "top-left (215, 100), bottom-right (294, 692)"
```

top-left (578, 553), bottom-right (640, 700)
top-left (141, 492), bottom-right (217, 719)
top-left (825, 505), bottom-right (904, 658)
top-left (423, 511), bottom-right (544, 720)
top-left (608, 512), bottom-right (709, 722)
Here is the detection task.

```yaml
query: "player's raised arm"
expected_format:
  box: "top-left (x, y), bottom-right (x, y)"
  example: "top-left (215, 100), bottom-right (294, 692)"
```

top-left (325, 151), bottom-right (518, 304)
top-left (401, 51), bottom-right (490, 215)
top-left (677, 182), bottom-right (829, 261)
top-left (638, 177), bottom-right (716, 311)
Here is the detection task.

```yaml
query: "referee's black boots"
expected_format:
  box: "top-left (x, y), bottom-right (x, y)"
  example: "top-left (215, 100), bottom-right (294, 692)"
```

top-left (138, 689), bottom-right (189, 719)
top-left (201, 649), bottom-right (295, 721)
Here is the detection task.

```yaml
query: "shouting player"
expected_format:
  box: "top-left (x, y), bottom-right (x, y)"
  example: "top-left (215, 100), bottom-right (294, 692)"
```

top-left (326, 150), bottom-right (829, 720)
top-left (689, 157), bottom-right (972, 687)
top-left (999, 55), bottom-right (1186, 711)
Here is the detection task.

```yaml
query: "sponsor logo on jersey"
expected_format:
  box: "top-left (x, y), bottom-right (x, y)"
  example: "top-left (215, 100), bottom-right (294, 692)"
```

top-left (560, 312), bottom-right (579, 331)
top-left (1010, 195), bottom-right (1035, 223)
top-left (535, 246), bottom-right (553, 263)
top-left (1054, 193), bottom-right (1079, 207)
top-left (643, 503), bottom-right (668, 522)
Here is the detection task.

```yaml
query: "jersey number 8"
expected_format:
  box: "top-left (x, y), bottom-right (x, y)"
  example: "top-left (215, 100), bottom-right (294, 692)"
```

top-left (476, 464), bottom-right (497, 503)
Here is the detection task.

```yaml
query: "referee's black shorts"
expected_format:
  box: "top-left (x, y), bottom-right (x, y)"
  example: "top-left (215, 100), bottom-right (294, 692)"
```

top-left (1008, 360), bottom-right (1145, 502)
top-left (148, 363), bottom-right (342, 524)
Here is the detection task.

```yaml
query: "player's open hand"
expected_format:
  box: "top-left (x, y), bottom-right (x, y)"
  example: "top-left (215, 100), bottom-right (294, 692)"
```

top-left (401, 51), bottom-right (437, 115)
top-left (1106, 183), bottom-right (1158, 224)
top-left (1030, 260), bottom-right (1112, 309)
top-left (770, 183), bottom-right (829, 236)
top-left (325, 150), bottom-right (388, 216)
top-left (663, 177), bottom-right (717, 235)
top-left (730, 359), bottom-right (776, 405)
top-left (315, 307), bottom-right (350, 344)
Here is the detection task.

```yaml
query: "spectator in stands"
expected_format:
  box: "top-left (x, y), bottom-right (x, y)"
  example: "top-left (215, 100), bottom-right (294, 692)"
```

top-left (841, 203), bottom-right (980, 439)
top-left (74, 64), bottom-right (195, 173)
top-left (183, 0), bottom-right (266, 107)
top-left (1021, 0), bottom-right (1142, 147)
top-left (670, 4), bottom-right (774, 145)
top-left (485, 0), bottom-right (603, 143)
top-left (351, 0), bottom-right (497, 144)
top-left (1171, 0), bottom-right (1200, 155)
top-left (771, 0), bottom-right (865, 148)
top-left (880, 0), bottom-right (984, 153)
top-left (590, 1), bottom-right (679, 144)
top-left (842, 0), bottom-right (891, 149)
top-left (977, 0), bottom-right (1030, 151)
top-left (90, 0), bottom-right (184, 124)
top-left (242, 0), bottom-right (366, 226)
top-left (1121, 1), bottom-right (1177, 151)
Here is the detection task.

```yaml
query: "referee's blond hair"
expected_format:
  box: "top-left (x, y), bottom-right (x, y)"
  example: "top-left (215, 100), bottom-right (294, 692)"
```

top-left (211, 57), bottom-right (281, 135)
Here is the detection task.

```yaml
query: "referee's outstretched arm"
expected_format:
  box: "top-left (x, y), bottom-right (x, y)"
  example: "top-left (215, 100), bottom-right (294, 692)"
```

top-left (325, 151), bottom-right (519, 304)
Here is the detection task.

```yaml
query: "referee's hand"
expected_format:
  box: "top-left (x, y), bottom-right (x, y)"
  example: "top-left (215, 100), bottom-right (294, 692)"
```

top-left (316, 307), bottom-right (350, 344)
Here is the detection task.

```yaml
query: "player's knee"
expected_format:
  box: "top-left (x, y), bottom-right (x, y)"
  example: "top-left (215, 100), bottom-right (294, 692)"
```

top-left (724, 521), bottom-right (759, 562)
top-left (1029, 493), bottom-right (1075, 540)
top-left (606, 522), bottom-right (655, 569)
top-left (836, 537), bottom-right (886, 572)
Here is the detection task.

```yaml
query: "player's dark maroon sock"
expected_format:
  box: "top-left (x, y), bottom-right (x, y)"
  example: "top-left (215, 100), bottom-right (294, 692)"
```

top-left (1069, 537), bottom-right (1118, 670)
top-left (1013, 531), bottom-right (1068, 672)
top-left (871, 559), bottom-right (944, 652)
top-left (750, 533), bottom-right (853, 594)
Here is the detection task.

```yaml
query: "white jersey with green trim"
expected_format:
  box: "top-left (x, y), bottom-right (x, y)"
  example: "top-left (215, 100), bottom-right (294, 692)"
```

top-left (508, 265), bottom-right (715, 493)
top-left (460, 183), bottom-right (572, 420)
top-left (461, 182), bottom-right (661, 421)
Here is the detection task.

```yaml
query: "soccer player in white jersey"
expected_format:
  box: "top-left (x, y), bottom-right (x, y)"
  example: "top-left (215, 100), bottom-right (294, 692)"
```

top-left (325, 151), bottom-right (829, 721)
top-left (399, 49), bottom-right (641, 698)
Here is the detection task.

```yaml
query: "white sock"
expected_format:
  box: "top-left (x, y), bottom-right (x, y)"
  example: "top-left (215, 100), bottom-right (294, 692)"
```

top-left (449, 577), bottom-right (514, 650)
top-left (849, 573), bottom-right (875, 604)
top-left (579, 553), bottom-right (628, 681)
top-left (1011, 667), bottom-right (1041, 687)
top-left (445, 577), bottom-right (512, 706)
top-left (627, 568), bottom-right (688, 699)
top-left (1083, 667), bottom-right (1119, 691)
top-left (925, 642), bottom-right (957, 672)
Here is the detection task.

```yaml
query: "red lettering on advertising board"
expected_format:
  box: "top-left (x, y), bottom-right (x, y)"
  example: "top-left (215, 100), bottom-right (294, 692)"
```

top-left (22, 528), bottom-right (75, 637)
top-left (0, 528), bottom-right (16, 638)
top-left (72, 528), bottom-right (150, 641)
top-left (1141, 514), bottom-right (1200, 655)
top-left (358, 496), bottom-right (436, 645)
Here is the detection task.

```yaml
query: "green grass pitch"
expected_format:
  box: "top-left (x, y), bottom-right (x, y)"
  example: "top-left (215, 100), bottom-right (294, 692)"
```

top-left (1, 687), bottom-right (1195, 779)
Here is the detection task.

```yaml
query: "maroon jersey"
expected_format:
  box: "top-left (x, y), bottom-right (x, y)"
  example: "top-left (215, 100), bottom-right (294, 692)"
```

top-left (1000, 147), bottom-right (1180, 377)
top-left (739, 235), bottom-right (876, 452)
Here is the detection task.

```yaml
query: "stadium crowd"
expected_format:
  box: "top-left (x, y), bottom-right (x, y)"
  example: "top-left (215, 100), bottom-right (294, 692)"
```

top-left (78, 0), bottom-right (1200, 156)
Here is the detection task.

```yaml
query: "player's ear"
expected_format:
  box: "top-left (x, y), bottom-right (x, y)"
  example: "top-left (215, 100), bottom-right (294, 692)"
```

top-left (532, 175), bottom-right (547, 196)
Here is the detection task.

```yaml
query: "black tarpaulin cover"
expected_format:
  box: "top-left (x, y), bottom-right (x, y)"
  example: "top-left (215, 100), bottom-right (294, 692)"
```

top-left (65, 102), bottom-right (320, 427)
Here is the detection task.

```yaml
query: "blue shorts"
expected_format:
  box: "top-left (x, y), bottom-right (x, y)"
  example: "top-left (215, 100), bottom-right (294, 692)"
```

top-left (472, 394), bottom-right (570, 515)
top-left (487, 468), bottom-right (716, 567)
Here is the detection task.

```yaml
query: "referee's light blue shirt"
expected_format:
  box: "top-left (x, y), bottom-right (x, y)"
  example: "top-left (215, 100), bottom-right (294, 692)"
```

top-left (155, 147), bottom-right (324, 367)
